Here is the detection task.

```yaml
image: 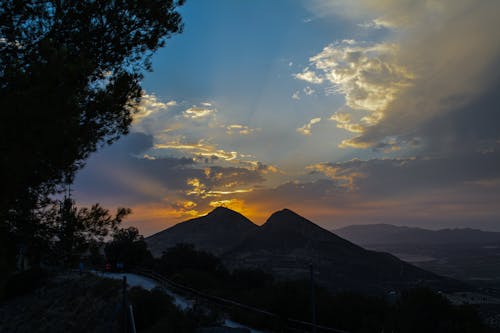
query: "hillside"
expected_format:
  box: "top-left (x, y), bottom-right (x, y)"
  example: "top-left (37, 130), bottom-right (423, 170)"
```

top-left (226, 209), bottom-right (450, 293)
top-left (0, 274), bottom-right (122, 333)
top-left (147, 208), bottom-right (460, 293)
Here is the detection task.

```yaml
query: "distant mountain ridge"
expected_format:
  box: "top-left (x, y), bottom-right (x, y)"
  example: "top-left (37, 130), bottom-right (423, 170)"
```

top-left (146, 207), bottom-right (463, 293)
top-left (334, 224), bottom-right (500, 246)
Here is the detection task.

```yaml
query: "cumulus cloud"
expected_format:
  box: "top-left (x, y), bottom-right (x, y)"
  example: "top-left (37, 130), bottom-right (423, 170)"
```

top-left (297, 40), bottom-right (413, 143)
top-left (297, 117), bottom-right (321, 136)
top-left (300, 0), bottom-right (500, 152)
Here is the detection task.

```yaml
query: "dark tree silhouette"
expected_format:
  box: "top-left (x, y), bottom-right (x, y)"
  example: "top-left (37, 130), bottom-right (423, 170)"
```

top-left (104, 226), bottom-right (152, 268)
top-left (55, 197), bottom-right (131, 265)
top-left (0, 0), bottom-right (184, 269)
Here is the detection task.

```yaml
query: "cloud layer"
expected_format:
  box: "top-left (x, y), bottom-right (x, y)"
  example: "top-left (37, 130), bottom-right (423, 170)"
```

top-left (300, 0), bottom-right (500, 152)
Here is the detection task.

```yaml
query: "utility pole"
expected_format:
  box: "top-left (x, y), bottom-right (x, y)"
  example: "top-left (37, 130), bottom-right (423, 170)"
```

top-left (310, 263), bottom-right (317, 333)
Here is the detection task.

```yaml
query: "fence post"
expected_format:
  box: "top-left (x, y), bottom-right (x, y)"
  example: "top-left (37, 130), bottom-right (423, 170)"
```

top-left (128, 304), bottom-right (137, 333)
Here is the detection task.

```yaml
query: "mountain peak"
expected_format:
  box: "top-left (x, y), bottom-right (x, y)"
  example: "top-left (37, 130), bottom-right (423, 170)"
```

top-left (199, 206), bottom-right (256, 228)
top-left (146, 206), bottom-right (257, 257)
top-left (206, 206), bottom-right (248, 219)
top-left (265, 208), bottom-right (313, 228)
top-left (209, 205), bottom-right (237, 214)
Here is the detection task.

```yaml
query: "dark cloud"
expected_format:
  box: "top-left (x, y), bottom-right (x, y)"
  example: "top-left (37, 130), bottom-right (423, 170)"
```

top-left (74, 132), bottom-right (269, 208)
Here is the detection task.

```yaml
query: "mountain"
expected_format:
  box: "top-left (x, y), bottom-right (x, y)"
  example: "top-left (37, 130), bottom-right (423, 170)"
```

top-left (146, 207), bottom-right (258, 256)
top-left (334, 224), bottom-right (500, 246)
top-left (225, 209), bottom-right (452, 293)
top-left (334, 224), bottom-right (500, 285)
top-left (146, 208), bottom-right (463, 293)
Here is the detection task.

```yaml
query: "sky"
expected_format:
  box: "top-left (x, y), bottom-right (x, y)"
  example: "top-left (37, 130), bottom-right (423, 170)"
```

top-left (73, 0), bottom-right (500, 235)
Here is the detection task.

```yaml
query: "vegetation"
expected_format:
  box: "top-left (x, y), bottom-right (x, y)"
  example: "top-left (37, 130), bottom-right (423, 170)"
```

top-left (0, 0), bottom-right (184, 274)
top-left (105, 226), bottom-right (153, 268)
top-left (0, 275), bottom-right (122, 332)
top-left (151, 244), bottom-right (493, 333)
top-left (128, 286), bottom-right (220, 333)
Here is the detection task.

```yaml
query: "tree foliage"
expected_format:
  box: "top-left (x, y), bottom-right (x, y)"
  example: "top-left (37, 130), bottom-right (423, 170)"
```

top-left (54, 197), bottom-right (131, 264)
top-left (0, 0), bottom-right (184, 221)
top-left (104, 226), bottom-right (152, 267)
top-left (0, 0), bottom-right (184, 269)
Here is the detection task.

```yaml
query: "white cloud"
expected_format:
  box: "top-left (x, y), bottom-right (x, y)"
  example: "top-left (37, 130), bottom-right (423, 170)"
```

top-left (330, 112), bottom-right (364, 133)
top-left (303, 86), bottom-right (315, 96)
top-left (309, 41), bottom-right (413, 113)
top-left (226, 124), bottom-right (259, 136)
top-left (134, 94), bottom-right (176, 123)
top-left (296, 40), bottom-right (413, 141)
top-left (297, 117), bottom-right (321, 136)
top-left (183, 106), bottom-right (217, 119)
top-left (294, 68), bottom-right (324, 84)
top-left (292, 91), bottom-right (301, 100)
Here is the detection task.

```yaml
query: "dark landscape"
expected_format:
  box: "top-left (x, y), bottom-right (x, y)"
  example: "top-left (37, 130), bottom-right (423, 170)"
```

top-left (2, 0), bottom-right (500, 332)
top-left (335, 224), bottom-right (500, 289)
top-left (148, 207), bottom-right (462, 294)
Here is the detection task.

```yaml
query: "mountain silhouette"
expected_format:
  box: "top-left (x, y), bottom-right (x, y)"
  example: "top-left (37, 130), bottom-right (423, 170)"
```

top-left (147, 207), bottom-right (462, 293)
top-left (334, 224), bottom-right (500, 246)
top-left (146, 206), bottom-right (257, 256)
top-left (230, 208), bottom-right (361, 255)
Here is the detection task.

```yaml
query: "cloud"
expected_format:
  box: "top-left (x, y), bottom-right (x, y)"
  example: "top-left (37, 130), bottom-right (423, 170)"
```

top-left (227, 149), bottom-right (500, 229)
top-left (330, 111), bottom-right (364, 133)
top-left (303, 86), bottom-right (315, 96)
top-left (307, 162), bottom-right (366, 190)
top-left (154, 138), bottom-right (244, 162)
top-left (133, 94), bottom-right (176, 123)
top-left (183, 106), bottom-right (217, 119)
top-left (226, 124), bottom-right (260, 135)
top-left (309, 150), bottom-right (500, 198)
top-left (299, 0), bottom-right (500, 153)
top-left (297, 117), bottom-right (321, 136)
top-left (292, 90), bottom-right (301, 100)
top-left (294, 68), bottom-right (324, 84)
top-left (357, 18), bottom-right (397, 30)
top-left (298, 40), bottom-right (413, 142)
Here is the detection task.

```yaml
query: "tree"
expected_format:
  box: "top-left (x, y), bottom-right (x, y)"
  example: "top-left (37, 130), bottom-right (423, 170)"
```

top-left (0, 0), bottom-right (184, 267)
top-left (54, 197), bottom-right (131, 265)
top-left (0, 0), bottom-right (184, 224)
top-left (104, 227), bottom-right (152, 268)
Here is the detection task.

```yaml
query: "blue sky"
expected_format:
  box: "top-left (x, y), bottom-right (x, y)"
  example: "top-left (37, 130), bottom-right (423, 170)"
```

top-left (74, 0), bottom-right (500, 235)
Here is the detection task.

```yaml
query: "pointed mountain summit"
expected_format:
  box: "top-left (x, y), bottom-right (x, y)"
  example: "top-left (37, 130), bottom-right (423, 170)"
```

top-left (264, 208), bottom-right (312, 229)
top-left (262, 208), bottom-right (351, 243)
top-left (146, 206), bottom-right (258, 256)
top-left (230, 208), bottom-right (361, 255)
